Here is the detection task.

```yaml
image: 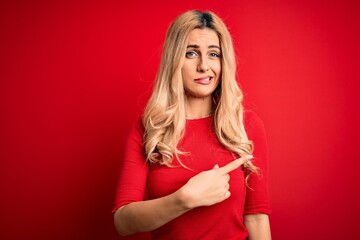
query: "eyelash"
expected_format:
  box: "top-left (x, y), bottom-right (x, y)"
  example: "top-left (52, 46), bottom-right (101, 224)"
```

top-left (185, 51), bottom-right (220, 58)
top-left (185, 51), bottom-right (198, 58)
top-left (209, 52), bottom-right (220, 58)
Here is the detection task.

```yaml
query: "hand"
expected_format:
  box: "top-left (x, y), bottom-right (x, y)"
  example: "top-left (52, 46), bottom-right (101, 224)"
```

top-left (179, 155), bottom-right (252, 209)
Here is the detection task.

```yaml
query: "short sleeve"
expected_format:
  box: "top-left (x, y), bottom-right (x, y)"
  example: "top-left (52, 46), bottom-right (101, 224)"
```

top-left (243, 111), bottom-right (272, 215)
top-left (112, 118), bottom-right (149, 213)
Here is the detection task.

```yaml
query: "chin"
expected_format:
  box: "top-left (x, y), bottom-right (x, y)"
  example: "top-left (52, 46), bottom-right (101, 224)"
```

top-left (186, 92), bottom-right (213, 100)
top-left (184, 86), bottom-right (218, 100)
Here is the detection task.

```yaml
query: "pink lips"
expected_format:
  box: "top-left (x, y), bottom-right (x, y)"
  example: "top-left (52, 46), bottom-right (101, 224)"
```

top-left (194, 76), bottom-right (213, 85)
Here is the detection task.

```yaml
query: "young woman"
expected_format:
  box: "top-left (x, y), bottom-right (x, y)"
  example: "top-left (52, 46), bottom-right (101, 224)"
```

top-left (113, 10), bottom-right (271, 239)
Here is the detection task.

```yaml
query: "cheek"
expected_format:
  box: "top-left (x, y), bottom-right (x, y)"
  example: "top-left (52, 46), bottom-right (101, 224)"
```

top-left (181, 68), bottom-right (191, 87)
top-left (181, 62), bottom-right (189, 74)
top-left (217, 66), bottom-right (222, 75)
top-left (212, 61), bottom-right (221, 76)
top-left (182, 63), bottom-right (195, 80)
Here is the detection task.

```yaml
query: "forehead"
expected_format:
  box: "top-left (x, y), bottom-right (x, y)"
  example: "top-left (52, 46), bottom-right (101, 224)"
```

top-left (187, 28), bottom-right (219, 45)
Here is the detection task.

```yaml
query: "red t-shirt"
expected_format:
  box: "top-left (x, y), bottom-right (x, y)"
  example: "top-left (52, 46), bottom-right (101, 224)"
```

top-left (113, 111), bottom-right (271, 239)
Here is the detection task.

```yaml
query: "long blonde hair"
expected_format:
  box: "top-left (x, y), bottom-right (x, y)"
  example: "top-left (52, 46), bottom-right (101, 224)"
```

top-left (143, 10), bottom-right (256, 172)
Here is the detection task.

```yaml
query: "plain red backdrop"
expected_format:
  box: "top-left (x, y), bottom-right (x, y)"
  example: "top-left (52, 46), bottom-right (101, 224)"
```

top-left (1, 0), bottom-right (359, 239)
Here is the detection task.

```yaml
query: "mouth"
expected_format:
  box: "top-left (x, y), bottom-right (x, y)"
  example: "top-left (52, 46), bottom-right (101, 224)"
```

top-left (194, 76), bottom-right (214, 85)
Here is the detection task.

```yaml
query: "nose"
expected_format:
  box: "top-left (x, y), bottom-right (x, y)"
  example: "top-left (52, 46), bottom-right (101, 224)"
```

top-left (197, 56), bottom-right (209, 72)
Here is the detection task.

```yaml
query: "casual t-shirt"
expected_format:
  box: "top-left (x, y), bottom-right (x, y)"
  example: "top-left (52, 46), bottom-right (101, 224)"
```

top-left (113, 111), bottom-right (271, 239)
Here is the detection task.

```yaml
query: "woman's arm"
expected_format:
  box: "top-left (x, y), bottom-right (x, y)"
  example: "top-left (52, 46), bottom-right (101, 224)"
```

top-left (244, 213), bottom-right (271, 240)
top-left (243, 112), bottom-right (272, 239)
top-left (114, 157), bottom-right (248, 236)
top-left (114, 189), bottom-right (189, 236)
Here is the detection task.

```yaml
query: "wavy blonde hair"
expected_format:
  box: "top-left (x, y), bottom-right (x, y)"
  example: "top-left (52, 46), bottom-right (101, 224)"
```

top-left (143, 10), bottom-right (257, 172)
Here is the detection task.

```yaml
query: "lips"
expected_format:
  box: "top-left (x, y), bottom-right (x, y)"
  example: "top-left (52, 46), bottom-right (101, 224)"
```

top-left (194, 76), bottom-right (213, 85)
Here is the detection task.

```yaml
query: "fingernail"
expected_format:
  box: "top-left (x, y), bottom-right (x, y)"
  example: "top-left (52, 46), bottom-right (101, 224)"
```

top-left (246, 155), bottom-right (254, 161)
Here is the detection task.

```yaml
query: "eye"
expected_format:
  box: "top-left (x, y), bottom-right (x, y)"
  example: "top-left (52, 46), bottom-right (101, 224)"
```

top-left (209, 52), bottom-right (220, 58)
top-left (185, 51), bottom-right (198, 58)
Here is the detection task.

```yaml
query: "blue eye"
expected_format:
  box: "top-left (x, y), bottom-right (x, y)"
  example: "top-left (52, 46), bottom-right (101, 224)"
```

top-left (210, 52), bottom-right (220, 58)
top-left (185, 51), bottom-right (197, 58)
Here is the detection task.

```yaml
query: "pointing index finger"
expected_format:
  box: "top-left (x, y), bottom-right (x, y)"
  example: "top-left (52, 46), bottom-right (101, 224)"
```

top-left (219, 155), bottom-right (253, 174)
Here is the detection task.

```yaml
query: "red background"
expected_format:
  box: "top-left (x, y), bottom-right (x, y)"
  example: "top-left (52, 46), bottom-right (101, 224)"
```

top-left (1, 0), bottom-right (359, 239)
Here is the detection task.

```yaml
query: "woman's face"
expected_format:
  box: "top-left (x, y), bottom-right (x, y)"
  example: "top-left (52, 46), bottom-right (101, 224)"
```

top-left (181, 28), bottom-right (221, 101)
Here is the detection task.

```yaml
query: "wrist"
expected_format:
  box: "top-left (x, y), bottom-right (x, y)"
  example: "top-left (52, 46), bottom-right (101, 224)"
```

top-left (174, 187), bottom-right (194, 211)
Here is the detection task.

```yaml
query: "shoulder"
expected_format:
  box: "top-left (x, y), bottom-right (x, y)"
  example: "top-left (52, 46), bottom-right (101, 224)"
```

top-left (126, 115), bottom-right (145, 144)
top-left (243, 110), bottom-right (268, 147)
top-left (244, 110), bottom-right (265, 132)
top-left (134, 115), bottom-right (145, 133)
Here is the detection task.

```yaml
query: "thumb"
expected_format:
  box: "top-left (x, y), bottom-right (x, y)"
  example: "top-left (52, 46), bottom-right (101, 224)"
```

top-left (213, 164), bottom-right (220, 170)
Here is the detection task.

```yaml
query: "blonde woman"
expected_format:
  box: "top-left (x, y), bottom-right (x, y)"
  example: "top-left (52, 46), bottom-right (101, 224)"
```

top-left (113, 10), bottom-right (271, 239)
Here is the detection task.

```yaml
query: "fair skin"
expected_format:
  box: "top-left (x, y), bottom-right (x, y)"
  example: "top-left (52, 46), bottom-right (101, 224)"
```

top-left (114, 157), bottom-right (249, 236)
top-left (181, 28), bottom-right (221, 118)
top-left (114, 28), bottom-right (271, 239)
top-left (245, 214), bottom-right (272, 240)
top-left (182, 28), bottom-right (271, 239)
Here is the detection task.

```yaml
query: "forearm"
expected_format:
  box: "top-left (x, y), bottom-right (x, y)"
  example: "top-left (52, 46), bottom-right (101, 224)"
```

top-left (114, 189), bottom-right (190, 236)
top-left (244, 214), bottom-right (271, 240)
top-left (114, 158), bottom-right (248, 236)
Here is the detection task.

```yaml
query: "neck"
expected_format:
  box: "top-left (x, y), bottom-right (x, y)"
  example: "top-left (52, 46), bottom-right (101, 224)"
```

top-left (185, 96), bottom-right (214, 119)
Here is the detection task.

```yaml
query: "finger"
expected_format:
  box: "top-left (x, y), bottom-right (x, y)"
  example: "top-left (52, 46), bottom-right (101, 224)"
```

top-left (213, 164), bottom-right (220, 170)
top-left (219, 159), bottom-right (243, 174)
top-left (224, 191), bottom-right (231, 199)
top-left (224, 174), bottom-right (230, 182)
top-left (219, 155), bottom-right (253, 174)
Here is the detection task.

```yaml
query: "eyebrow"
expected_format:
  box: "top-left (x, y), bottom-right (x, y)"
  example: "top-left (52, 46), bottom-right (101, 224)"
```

top-left (187, 44), bottom-right (221, 50)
